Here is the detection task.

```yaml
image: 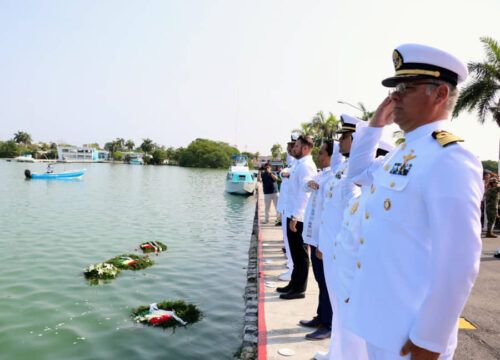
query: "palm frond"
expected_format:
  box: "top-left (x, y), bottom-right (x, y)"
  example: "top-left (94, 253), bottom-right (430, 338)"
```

top-left (453, 78), bottom-right (497, 118)
top-left (480, 36), bottom-right (500, 67)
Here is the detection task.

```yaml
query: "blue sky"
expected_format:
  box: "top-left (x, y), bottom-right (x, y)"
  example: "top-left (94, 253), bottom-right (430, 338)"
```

top-left (0, 0), bottom-right (499, 160)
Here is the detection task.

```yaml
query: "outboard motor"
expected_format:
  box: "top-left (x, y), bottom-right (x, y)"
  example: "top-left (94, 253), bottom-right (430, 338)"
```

top-left (25, 169), bottom-right (32, 179)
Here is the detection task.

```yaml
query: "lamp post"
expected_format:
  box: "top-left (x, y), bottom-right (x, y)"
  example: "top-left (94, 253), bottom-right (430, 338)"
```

top-left (337, 100), bottom-right (363, 112)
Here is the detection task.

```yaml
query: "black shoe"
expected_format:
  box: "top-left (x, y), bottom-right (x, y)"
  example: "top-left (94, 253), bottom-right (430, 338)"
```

top-left (276, 284), bottom-right (292, 293)
top-left (275, 221), bottom-right (282, 226)
top-left (281, 247), bottom-right (286, 253)
top-left (299, 317), bottom-right (321, 328)
top-left (494, 252), bottom-right (500, 259)
top-left (305, 326), bottom-right (331, 340)
top-left (279, 292), bottom-right (305, 300)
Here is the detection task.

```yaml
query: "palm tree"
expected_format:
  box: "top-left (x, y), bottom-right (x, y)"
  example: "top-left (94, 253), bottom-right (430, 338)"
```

top-left (140, 138), bottom-right (155, 155)
top-left (453, 36), bottom-right (500, 126)
top-left (270, 144), bottom-right (283, 159)
top-left (312, 111), bottom-right (339, 140)
top-left (115, 138), bottom-right (125, 151)
top-left (357, 103), bottom-right (375, 121)
top-left (293, 122), bottom-right (313, 136)
top-left (13, 131), bottom-right (32, 145)
top-left (125, 139), bottom-right (135, 151)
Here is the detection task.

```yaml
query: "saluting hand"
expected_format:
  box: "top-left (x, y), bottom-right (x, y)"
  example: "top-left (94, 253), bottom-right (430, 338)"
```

top-left (369, 96), bottom-right (394, 128)
top-left (400, 339), bottom-right (440, 360)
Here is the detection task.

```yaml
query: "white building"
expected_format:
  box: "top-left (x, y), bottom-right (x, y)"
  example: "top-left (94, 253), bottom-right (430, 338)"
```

top-left (57, 146), bottom-right (109, 162)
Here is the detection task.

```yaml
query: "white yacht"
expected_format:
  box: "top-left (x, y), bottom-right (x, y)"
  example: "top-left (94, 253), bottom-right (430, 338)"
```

top-left (225, 155), bottom-right (257, 195)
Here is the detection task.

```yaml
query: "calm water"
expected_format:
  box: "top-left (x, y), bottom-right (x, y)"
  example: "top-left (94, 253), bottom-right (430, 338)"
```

top-left (0, 161), bottom-right (256, 360)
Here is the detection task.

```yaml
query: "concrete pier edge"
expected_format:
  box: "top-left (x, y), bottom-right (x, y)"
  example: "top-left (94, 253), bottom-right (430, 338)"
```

top-left (239, 187), bottom-right (261, 360)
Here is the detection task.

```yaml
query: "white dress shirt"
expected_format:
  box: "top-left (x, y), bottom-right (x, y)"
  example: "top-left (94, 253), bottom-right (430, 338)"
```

top-left (285, 154), bottom-right (317, 222)
top-left (345, 121), bottom-right (483, 355)
top-left (276, 157), bottom-right (295, 214)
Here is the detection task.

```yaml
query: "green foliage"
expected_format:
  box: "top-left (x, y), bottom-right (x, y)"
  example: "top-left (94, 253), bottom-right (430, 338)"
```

top-left (106, 254), bottom-right (154, 270)
top-left (112, 151), bottom-right (124, 161)
top-left (13, 131), bottom-right (32, 145)
top-left (482, 160), bottom-right (499, 173)
top-left (270, 144), bottom-right (283, 159)
top-left (142, 154), bottom-right (153, 165)
top-left (453, 36), bottom-right (500, 126)
top-left (311, 146), bottom-right (320, 167)
top-left (0, 140), bottom-right (20, 158)
top-left (152, 148), bottom-right (168, 165)
top-left (178, 138), bottom-right (239, 168)
top-left (125, 139), bottom-right (135, 151)
top-left (140, 138), bottom-right (156, 154)
top-left (83, 262), bottom-right (121, 283)
top-left (132, 300), bottom-right (203, 328)
top-left (293, 111), bottom-right (340, 146)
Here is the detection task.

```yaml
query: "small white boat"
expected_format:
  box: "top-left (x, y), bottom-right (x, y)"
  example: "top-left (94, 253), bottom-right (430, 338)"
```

top-left (225, 155), bottom-right (257, 195)
top-left (129, 158), bottom-right (144, 165)
top-left (15, 154), bottom-right (38, 163)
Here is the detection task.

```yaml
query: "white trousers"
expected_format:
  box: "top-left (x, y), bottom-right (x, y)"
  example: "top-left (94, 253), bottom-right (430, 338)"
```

top-left (264, 193), bottom-right (278, 222)
top-left (366, 342), bottom-right (454, 360)
top-left (329, 298), bottom-right (368, 359)
top-left (282, 210), bottom-right (293, 270)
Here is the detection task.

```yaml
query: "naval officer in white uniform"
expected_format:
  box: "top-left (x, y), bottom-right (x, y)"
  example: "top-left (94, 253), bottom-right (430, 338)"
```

top-left (328, 139), bottom-right (394, 360)
top-left (345, 44), bottom-right (484, 359)
top-left (315, 114), bottom-right (365, 359)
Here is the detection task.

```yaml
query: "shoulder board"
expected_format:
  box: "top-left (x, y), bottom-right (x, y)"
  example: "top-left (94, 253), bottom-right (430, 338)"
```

top-left (431, 130), bottom-right (464, 147)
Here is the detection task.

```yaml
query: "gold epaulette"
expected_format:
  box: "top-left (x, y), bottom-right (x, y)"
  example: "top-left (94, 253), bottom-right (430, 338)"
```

top-left (432, 130), bottom-right (464, 147)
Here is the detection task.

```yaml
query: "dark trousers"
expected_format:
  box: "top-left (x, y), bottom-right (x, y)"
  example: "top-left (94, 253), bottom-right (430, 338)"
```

top-left (286, 217), bottom-right (309, 293)
top-left (310, 245), bottom-right (332, 328)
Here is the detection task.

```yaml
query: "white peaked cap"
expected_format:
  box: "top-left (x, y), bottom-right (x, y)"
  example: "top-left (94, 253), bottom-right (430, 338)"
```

top-left (383, 43), bottom-right (468, 87)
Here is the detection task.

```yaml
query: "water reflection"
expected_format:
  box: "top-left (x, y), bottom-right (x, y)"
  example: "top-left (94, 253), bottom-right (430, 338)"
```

top-left (0, 161), bottom-right (256, 360)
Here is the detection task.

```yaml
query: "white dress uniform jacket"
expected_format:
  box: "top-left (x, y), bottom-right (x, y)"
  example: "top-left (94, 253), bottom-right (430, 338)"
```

top-left (345, 121), bottom-right (483, 355)
top-left (329, 186), bottom-right (371, 360)
top-left (303, 167), bottom-right (332, 247)
top-left (285, 155), bottom-right (317, 222)
top-left (317, 160), bottom-right (360, 257)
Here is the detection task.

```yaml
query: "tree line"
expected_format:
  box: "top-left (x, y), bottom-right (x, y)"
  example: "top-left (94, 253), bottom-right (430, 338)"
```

top-left (0, 132), bottom-right (242, 169)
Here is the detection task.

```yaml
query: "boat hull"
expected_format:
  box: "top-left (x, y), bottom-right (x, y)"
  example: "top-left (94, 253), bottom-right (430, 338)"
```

top-left (26, 169), bottom-right (86, 179)
top-left (225, 180), bottom-right (256, 195)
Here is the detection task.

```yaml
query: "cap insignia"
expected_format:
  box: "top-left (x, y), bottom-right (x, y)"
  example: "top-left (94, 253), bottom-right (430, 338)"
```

top-left (393, 50), bottom-right (403, 70)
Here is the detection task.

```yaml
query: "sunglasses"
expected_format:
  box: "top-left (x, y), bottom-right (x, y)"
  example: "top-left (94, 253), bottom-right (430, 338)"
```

top-left (389, 81), bottom-right (441, 96)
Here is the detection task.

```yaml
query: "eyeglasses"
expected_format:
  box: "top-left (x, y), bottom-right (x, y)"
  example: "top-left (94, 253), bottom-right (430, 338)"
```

top-left (388, 81), bottom-right (441, 96)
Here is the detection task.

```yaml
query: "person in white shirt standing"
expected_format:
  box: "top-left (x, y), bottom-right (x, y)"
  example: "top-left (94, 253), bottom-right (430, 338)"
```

top-left (276, 139), bottom-right (297, 281)
top-left (345, 44), bottom-right (483, 360)
top-left (276, 135), bottom-right (317, 299)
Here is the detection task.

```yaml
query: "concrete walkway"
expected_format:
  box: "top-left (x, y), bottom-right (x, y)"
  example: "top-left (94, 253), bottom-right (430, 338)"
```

top-left (256, 184), bottom-right (500, 359)
top-left (257, 187), bottom-right (328, 360)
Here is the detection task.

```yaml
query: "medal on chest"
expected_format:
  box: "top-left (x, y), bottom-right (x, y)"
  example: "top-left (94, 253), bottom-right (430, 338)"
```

top-left (389, 150), bottom-right (416, 176)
